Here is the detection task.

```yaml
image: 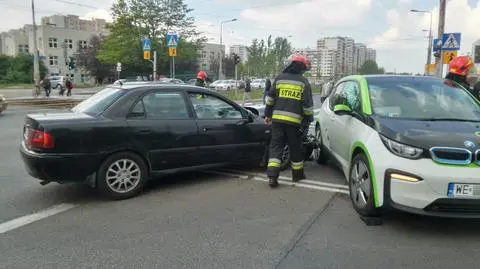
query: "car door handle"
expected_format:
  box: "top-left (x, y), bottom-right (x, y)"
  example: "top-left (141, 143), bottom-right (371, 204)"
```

top-left (137, 129), bottom-right (151, 134)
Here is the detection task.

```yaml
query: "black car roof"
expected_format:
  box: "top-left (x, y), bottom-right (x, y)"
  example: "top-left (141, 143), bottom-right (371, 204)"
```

top-left (109, 83), bottom-right (211, 93)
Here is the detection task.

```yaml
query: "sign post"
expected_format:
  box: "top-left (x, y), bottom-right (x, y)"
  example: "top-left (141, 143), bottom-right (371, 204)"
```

top-left (167, 30), bottom-right (179, 78)
top-left (116, 62), bottom-right (122, 80)
top-left (435, 32), bottom-right (461, 77)
top-left (143, 36), bottom-right (157, 80)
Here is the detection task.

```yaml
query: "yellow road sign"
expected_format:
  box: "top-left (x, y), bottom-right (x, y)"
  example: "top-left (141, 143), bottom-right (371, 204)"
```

top-left (425, 63), bottom-right (436, 75)
top-left (443, 51), bottom-right (457, 64)
top-left (143, 50), bottom-right (151, 60)
top-left (169, 47), bottom-right (177, 57)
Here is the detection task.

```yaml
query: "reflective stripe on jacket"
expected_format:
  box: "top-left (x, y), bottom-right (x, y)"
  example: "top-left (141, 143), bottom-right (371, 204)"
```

top-left (264, 73), bottom-right (314, 126)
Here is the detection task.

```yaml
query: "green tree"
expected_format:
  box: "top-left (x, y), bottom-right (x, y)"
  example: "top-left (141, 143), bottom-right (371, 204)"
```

top-left (245, 36), bottom-right (292, 77)
top-left (0, 54), bottom-right (47, 84)
top-left (98, 0), bottom-right (205, 78)
top-left (358, 60), bottom-right (385, 75)
top-left (76, 35), bottom-right (113, 84)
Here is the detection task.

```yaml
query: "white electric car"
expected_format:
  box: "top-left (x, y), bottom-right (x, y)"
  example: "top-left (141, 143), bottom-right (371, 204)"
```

top-left (314, 75), bottom-right (480, 218)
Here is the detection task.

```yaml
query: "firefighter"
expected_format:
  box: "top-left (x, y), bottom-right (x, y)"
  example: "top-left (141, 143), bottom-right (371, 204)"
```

top-left (195, 71), bottom-right (208, 87)
top-left (264, 54), bottom-right (314, 188)
top-left (445, 55), bottom-right (479, 99)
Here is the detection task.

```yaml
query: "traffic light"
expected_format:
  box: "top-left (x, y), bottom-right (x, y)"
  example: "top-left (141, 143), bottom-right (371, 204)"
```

top-left (232, 53), bottom-right (241, 65)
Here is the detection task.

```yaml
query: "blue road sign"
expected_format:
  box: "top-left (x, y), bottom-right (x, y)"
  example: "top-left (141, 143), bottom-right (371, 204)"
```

top-left (433, 38), bottom-right (441, 52)
top-left (441, 32), bottom-right (461, 51)
top-left (167, 31), bottom-right (179, 48)
top-left (143, 37), bottom-right (151, 51)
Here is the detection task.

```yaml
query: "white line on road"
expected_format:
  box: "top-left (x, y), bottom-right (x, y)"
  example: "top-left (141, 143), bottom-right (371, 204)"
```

top-left (217, 168), bottom-right (349, 190)
top-left (207, 170), bottom-right (349, 195)
top-left (0, 203), bottom-right (77, 235)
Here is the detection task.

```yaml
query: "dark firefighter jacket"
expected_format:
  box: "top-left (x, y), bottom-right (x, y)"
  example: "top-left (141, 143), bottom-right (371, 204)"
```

top-left (264, 73), bottom-right (314, 126)
top-left (195, 79), bottom-right (206, 87)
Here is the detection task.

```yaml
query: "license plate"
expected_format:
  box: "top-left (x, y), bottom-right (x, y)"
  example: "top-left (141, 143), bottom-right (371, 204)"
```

top-left (448, 183), bottom-right (475, 197)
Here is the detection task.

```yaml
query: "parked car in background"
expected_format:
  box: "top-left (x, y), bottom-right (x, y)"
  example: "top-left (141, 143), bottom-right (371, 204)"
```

top-left (20, 84), bottom-right (269, 200)
top-left (187, 79), bottom-right (197, 85)
top-left (251, 79), bottom-right (266, 89)
top-left (0, 95), bottom-right (7, 114)
top-left (208, 80), bottom-right (223, 89)
top-left (215, 80), bottom-right (237, 91)
top-left (47, 76), bottom-right (68, 89)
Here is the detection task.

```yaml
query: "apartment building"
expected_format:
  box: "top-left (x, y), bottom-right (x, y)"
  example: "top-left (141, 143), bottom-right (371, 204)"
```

top-left (317, 37), bottom-right (345, 77)
top-left (198, 43), bottom-right (225, 79)
top-left (318, 48), bottom-right (337, 78)
top-left (0, 14), bottom-right (109, 84)
top-left (229, 44), bottom-right (248, 63)
top-left (366, 48), bottom-right (377, 62)
top-left (354, 43), bottom-right (367, 72)
top-left (343, 37), bottom-right (355, 75)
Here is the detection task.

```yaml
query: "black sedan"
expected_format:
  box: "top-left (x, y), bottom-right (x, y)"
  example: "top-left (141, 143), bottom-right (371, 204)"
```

top-left (20, 84), bottom-right (270, 199)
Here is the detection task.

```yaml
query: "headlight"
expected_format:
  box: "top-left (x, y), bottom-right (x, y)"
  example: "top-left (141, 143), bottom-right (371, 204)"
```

top-left (379, 134), bottom-right (423, 159)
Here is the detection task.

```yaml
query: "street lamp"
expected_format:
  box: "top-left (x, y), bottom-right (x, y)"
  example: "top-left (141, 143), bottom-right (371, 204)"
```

top-left (219, 18), bottom-right (237, 80)
top-left (410, 9), bottom-right (433, 74)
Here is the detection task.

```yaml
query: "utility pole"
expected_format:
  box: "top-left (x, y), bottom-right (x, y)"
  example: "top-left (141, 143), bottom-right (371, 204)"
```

top-left (436, 0), bottom-right (446, 77)
top-left (31, 0), bottom-right (40, 85)
top-left (153, 50), bottom-right (157, 80)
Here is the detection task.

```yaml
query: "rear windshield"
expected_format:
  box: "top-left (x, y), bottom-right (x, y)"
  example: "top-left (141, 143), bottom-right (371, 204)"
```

top-left (71, 87), bottom-right (125, 115)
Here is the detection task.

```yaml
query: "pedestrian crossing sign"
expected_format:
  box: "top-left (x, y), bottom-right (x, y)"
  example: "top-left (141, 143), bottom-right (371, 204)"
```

top-left (167, 31), bottom-right (179, 48)
top-left (441, 33), bottom-right (461, 51)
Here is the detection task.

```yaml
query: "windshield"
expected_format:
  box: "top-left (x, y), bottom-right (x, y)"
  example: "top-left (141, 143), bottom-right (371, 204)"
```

top-left (367, 77), bottom-right (480, 121)
top-left (71, 87), bottom-right (125, 115)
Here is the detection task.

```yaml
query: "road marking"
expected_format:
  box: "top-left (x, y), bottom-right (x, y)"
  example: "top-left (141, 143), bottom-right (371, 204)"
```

top-left (217, 168), bottom-right (349, 190)
top-left (0, 203), bottom-right (77, 235)
top-left (207, 170), bottom-right (349, 195)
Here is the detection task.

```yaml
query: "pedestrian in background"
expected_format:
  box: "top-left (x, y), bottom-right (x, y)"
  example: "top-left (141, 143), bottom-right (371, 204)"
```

top-left (263, 78), bottom-right (272, 105)
top-left (65, 79), bottom-right (73, 97)
top-left (243, 77), bottom-right (252, 105)
top-left (41, 76), bottom-right (51, 98)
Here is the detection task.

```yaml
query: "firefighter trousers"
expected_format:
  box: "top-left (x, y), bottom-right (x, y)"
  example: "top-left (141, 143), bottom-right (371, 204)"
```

top-left (267, 122), bottom-right (306, 181)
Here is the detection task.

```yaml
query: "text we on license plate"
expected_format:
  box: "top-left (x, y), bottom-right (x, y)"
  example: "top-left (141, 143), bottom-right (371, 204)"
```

top-left (448, 183), bottom-right (475, 197)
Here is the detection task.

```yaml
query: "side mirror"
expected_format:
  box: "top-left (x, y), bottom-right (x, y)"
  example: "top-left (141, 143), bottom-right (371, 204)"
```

top-left (333, 104), bottom-right (352, 115)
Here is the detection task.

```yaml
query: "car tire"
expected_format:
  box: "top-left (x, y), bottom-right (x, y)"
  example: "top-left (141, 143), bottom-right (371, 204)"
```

top-left (96, 152), bottom-right (149, 200)
top-left (348, 153), bottom-right (379, 217)
top-left (313, 124), bottom-right (328, 165)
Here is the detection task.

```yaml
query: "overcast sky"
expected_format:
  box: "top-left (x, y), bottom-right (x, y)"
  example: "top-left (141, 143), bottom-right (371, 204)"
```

top-left (1, 0), bottom-right (479, 73)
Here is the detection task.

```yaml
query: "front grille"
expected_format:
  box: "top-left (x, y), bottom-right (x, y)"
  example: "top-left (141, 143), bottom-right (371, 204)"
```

top-left (430, 147), bottom-right (472, 165)
top-left (425, 199), bottom-right (480, 214)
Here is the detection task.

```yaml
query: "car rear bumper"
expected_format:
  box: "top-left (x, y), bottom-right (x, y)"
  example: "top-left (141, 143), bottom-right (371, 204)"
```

top-left (19, 142), bottom-right (103, 183)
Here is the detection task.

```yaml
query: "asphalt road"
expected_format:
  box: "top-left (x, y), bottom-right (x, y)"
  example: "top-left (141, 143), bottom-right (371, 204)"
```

top-left (1, 106), bottom-right (480, 269)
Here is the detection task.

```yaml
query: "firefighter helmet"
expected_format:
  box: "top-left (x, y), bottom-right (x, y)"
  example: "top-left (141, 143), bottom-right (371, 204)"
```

top-left (284, 53), bottom-right (312, 71)
top-left (197, 71), bottom-right (208, 80)
top-left (448, 56), bottom-right (474, 77)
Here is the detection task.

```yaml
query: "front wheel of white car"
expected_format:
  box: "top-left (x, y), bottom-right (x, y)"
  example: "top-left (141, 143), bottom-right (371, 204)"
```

top-left (312, 124), bottom-right (327, 164)
top-left (349, 153), bottom-right (379, 217)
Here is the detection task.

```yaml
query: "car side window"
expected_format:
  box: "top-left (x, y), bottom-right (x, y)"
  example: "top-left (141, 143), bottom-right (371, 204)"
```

top-left (343, 81), bottom-right (362, 112)
top-left (188, 93), bottom-right (243, 120)
top-left (329, 81), bottom-right (361, 112)
top-left (130, 91), bottom-right (189, 119)
top-left (328, 82), bottom-right (345, 110)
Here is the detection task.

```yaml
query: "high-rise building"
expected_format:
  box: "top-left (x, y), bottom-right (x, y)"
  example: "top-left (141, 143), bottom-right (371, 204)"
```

top-left (343, 37), bottom-right (355, 75)
top-left (318, 48), bottom-right (337, 78)
top-left (229, 45), bottom-right (248, 63)
top-left (317, 36), bottom-right (345, 77)
top-left (366, 48), bottom-right (376, 62)
top-left (354, 43), bottom-right (367, 72)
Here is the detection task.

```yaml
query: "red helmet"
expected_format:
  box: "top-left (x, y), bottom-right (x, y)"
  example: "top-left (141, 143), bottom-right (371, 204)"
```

top-left (449, 56), bottom-right (474, 76)
top-left (197, 71), bottom-right (207, 80)
top-left (285, 53), bottom-right (312, 71)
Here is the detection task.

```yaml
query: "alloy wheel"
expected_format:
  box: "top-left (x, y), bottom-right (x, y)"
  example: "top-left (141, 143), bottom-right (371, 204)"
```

top-left (350, 159), bottom-right (371, 208)
top-left (106, 159), bottom-right (142, 193)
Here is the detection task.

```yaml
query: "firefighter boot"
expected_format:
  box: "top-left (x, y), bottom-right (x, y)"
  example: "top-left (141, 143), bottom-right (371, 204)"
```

top-left (292, 169), bottom-right (306, 182)
top-left (269, 177), bottom-right (279, 188)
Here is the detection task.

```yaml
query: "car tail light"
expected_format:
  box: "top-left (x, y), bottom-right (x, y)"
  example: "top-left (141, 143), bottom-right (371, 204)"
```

top-left (24, 128), bottom-right (55, 149)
